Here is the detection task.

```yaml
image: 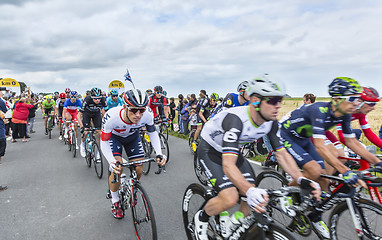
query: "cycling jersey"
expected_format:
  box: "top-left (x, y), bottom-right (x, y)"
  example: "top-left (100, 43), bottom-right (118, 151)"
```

top-left (42, 100), bottom-right (55, 109)
top-left (148, 95), bottom-right (167, 118)
top-left (106, 97), bottom-right (123, 110)
top-left (80, 96), bottom-right (106, 113)
top-left (326, 113), bottom-right (382, 149)
top-left (55, 99), bottom-right (65, 117)
top-left (200, 105), bottom-right (284, 156)
top-left (100, 106), bottom-right (162, 164)
top-left (64, 99), bottom-right (82, 111)
top-left (197, 98), bottom-right (216, 125)
top-left (280, 102), bottom-right (355, 169)
top-left (209, 93), bottom-right (249, 119)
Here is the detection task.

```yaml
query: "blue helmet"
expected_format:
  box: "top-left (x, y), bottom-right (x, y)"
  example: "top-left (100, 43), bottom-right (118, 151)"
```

top-left (90, 87), bottom-right (102, 97)
top-left (328, 77), bottom-right (362, 97)
top-left (70, 91), bottom-right (78, 98)
top-left (110, 89), bottom-right (119, 96)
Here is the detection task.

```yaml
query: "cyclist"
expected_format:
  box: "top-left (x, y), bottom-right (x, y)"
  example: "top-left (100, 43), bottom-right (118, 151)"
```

top-left (326, 87), bottom-right (382, 156)
top-left (64, 88), bottom-right (71, 99)
top-left (55, 93), bottom-right (67, 140)
top-left (209, 81), bottom-right (250, 119)
top-left (62, 91), bottom-right (82, 148)
top-left (279, 77), bottom-right (382, 238)
top-left (100, 89), bottom-right (167, 219)
top-left (53, 91), bottom-right (60, 101)
top-left (146, 89), bottom-right (153, 96)
top-left (192, 92), bottom-right (219, 150)
top-left (41, 95), bottom-right (56, 135)
top-left (106, 90), bottom-right (123, 111)
top-left (148, 86), bottom-right (169, 120)
top-left (78, 87), bottom-right (106, 158)
top-left (194, 75), bottom-right (320, 240)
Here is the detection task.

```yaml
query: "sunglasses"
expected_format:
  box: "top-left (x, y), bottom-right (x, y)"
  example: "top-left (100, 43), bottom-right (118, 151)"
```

top-left (70, 96), bottom-right (77, 99)
top-left (263, 96), bottom-right (283, 106)
top-left (341, 96), bottom-right (361, 103)
top-left (128, 107), bottom-right (146, 114)
top-left (364, 101), bottom-right (377, 107)
top-left (92, 97), bottom-right (102, 100)
top-left (156, 91), bottom-right (163, 94)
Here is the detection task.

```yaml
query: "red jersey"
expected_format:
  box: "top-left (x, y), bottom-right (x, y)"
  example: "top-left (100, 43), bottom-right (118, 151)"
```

top-left (148, 95), bottom-right (167, 118)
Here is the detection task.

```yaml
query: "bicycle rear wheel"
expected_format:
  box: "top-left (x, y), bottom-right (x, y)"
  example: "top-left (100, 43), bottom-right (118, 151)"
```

top-left (131, 183), bottom-right (157, 240)
top-left (142, 138), bottom-right (151, 175)
top-left (329, 198), bottom-right (382, 239)
top-left (159, 133), bottom-right (169, 164)
top-left (92, 142), bottom-right (103, 179)
top-left (193, 153), bottom-right (209, 186)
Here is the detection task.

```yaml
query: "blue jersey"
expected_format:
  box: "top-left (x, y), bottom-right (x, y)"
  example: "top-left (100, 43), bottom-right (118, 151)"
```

top-left (106, 97), bottom-right (123, 110)
top-left (209, 92), bottom-right (249, 119)
top-left (63, 99), bottom-right (82, 111)
top-left (280, 102), bottom-right (355, 139)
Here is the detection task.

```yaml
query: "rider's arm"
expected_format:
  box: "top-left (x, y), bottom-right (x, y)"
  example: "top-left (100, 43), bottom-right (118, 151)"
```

top-left (146, 125), bottom-right (162, 156)
top-left (221, 113), bottom-right (253, 195)
top-left (358, 114), bottom-right (382, 149)
top-left (344, 137), bottom-right (380, 165)
top-left (100, 114), bottom-right (116, 164)
top-left (267, 121), bottom-right (305, 181)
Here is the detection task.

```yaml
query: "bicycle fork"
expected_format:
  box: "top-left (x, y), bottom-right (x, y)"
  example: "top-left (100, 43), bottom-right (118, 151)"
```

top-left (346, 198), bottom-right (364, 239)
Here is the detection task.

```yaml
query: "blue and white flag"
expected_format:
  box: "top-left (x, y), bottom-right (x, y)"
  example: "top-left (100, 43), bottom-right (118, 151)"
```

top-left (124, 68), bottom-right (132, 82)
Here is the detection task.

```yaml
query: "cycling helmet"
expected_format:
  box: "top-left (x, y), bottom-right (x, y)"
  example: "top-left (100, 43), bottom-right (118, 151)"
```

top-left (146, 89), bottom-right (152, 93)
top-left (70, 91), bottom-right (78, 98)
top-left (110, 89), bottom-right (119, 96)
top-left (123, 89), bottom-right (149, 107)
top-left (328, 77), bottom-right (362, 97)
top-left (46, 95), bottom-right (53, 100)
top-left (163, 90), bottom-right (167, 96)
top-left (237, 81), bottom-right (249, 92)
top-left (65, 88), bottom-right (71, 93)
top-left (102, 91), bottom-right (106, 96)
top-left (246, 75), bottom-right (285, 97)
top-left (54, 91), bottom-right (59, 95)
top-left (59, 93), bottom-right (66, 99)
top-left (360, 87), bottom-right (380, 102)
top-left (210, 93), bottom-right (219, 101)
top-left (154, 86), bottom-right (163, 92)
top-left (90, 87), bottom-right (102, 97)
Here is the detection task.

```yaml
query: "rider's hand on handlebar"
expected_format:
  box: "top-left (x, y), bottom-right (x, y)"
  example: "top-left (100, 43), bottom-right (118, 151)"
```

top-left (298, 177), bottom-right (321, 201)
top-left (246, 187), bottom-right (269, 213)
top-left (343, 170), bottom-right (367, 188)
top-left (156, 154), bottom-right (167, 166)
top-left (110, 161), bottom-right (122, 175)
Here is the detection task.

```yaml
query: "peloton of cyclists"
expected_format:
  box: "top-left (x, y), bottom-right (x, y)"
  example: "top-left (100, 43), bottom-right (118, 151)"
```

top-left (194, 75), bottom-right (321, 240)
top-left (100, 89), bottom-right (167, 219)
top-left (279, 77), bottom-right (382, 239)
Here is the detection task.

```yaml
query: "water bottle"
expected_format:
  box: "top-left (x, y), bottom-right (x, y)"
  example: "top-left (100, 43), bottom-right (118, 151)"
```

top-left (229, 211), bottom-right (244, 232)
top-left (219, 211), bottom-right (231, 238)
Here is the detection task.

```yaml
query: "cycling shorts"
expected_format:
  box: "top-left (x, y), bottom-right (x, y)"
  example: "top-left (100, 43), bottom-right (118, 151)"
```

top-left (196, 115), bottom-right (206, 126)
top-left (66, 109), bottom-right (78, 122)
top-left (280, 130), bottom-right (325, 169)
top-left (197, 138), bottom-right (256, 192)
top-left (108, 131), bottom-right (145, 163)
top-left (43, 108), bottom-right (54, 117)
top-left (82, 111), bottom-right (102, 129)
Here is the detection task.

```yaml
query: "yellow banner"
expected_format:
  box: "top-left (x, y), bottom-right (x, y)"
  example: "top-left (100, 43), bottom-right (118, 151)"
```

top-left (108, 80), bottom-right (124, 89)
top-left (0, 78), bottom-right (20, 87)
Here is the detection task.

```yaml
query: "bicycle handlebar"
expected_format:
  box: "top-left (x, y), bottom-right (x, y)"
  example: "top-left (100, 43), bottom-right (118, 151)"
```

top-left (111, 158), bottom-right (156, 183)
top-left (320, 167), bottom-right (382, 187)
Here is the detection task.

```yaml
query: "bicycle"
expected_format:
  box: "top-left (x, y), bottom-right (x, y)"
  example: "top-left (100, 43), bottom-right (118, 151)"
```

top-left (83, 128), bottom-right (103, 179)
top-left (193, 152), bottom-right (209, 187)
top-left (241, 137), bottom-right (270, 158)
top-left (109, 158), bottom-right (157, 240)
top-left (47, 114), bottom-right (55, 139)
top-left (182, 183), bottom-right (297, 239)
top-left (64, 120), bottom-right (77, 158)
top-left (140, 130), bottom-right (169, 175)
top-left (254, 168), bottom-right (382, 239)
top-left (188, 115), bottom-right (198, 154)
top-left (154, 117), bottom-right (169, 140)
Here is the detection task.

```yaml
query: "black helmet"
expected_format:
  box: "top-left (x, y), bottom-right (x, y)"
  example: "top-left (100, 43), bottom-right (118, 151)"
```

top-left (123, 89), bottom-right (149, 107)
top-left (90, 87), bottom-right (102, 97)
top-left (154, 86), bottom-right (163, 92)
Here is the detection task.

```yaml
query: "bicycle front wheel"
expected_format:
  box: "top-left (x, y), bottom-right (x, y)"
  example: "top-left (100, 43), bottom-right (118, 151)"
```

top-left (92, 142), bottom-right (103, 179)
top-left (188, 129), bottom-right (196, 154)
top-left (159, 133), bottom-right (169, 164)
top-left (142, 138), bottom-right (151, 175)
top-left (131, 183), bottom-right (157, 240)
top-left (329, 197), bottom-right (382, 239)
top-left (72, 132), bottom-right (76, 158)
top-left (160, 123), bottom-right (168, 140)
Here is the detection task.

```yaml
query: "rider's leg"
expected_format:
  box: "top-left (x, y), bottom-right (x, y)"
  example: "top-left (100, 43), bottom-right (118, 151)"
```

top-left (64, 112), bottom-right (72, 137)
top-left (109, 156), bottom-right (123, 200)
top-left (205, 187), bottom-right (239, 217)
top-left (194, 124), bottom-right (202, 142)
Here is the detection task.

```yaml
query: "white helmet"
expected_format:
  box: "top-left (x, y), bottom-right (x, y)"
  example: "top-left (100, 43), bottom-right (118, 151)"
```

top-left (246, 74), bottom-right (285, 97)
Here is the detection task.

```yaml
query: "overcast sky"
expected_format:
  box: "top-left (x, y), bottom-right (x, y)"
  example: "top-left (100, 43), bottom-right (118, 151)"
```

top-left (1, 0), bottom-right (382, 97)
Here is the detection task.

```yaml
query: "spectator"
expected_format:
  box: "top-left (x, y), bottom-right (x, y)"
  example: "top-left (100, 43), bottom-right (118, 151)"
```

top-left (169, 97), bottom-right (176, 131)
top-left (180, 99), bottom-right (190, 135)
top-left (11, 96), bottom-right (33, 142)
top-left (27, 95), bottom-right (39, 135)
top-left (2, 97), bottom-right (13, 138)
top-left (177, 94), bottom-right (184, 133)
top-left (303, 93), bottom-right (316, 104)
top-left (0, 90), bottom-right (9, 164)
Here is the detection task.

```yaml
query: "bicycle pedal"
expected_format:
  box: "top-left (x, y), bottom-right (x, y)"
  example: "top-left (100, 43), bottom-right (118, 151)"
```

top-left (106, 192), bottom-right (111, 199)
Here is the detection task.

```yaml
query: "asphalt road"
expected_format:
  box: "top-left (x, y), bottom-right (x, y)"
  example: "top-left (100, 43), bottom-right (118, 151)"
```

top-left (0, 113), bottom-right (323, 240)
